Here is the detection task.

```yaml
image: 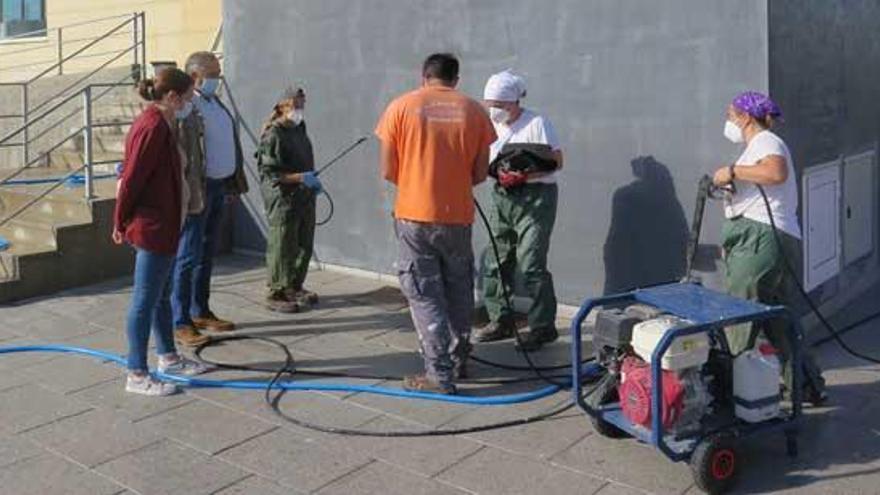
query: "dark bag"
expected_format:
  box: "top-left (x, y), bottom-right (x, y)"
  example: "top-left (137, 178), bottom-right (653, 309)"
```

top-left (488, 143), bottom-right (557, 179)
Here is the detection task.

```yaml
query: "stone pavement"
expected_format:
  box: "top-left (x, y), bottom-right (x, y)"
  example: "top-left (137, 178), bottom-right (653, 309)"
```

top-left (0, 254), bottom-right (879, 495)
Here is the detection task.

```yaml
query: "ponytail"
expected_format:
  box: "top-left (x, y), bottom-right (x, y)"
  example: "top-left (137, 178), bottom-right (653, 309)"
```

top-left (260, 98), bottom-right (295, 138)
top-left (136, 79), bottom-right (157, 101)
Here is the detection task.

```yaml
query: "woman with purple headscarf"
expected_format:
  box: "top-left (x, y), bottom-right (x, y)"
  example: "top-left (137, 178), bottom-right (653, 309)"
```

top-left (712, 91), bottom-right (826, 405)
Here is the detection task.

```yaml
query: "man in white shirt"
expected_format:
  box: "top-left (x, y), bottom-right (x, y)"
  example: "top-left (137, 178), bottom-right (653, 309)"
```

top-left (473, 70), bottom-right (563, 352)
top-left (172, 51), bottom-right (249, 346)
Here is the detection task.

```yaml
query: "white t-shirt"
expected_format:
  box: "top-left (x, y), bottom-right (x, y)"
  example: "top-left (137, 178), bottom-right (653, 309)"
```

top-left (490, 108), bottom-right (561, 184)
top-left (724, 130), bottom-right (801, 239)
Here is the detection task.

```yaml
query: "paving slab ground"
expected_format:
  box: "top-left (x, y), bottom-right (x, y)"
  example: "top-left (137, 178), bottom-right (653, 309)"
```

top-left (0, 253), bottom-right (879, 494)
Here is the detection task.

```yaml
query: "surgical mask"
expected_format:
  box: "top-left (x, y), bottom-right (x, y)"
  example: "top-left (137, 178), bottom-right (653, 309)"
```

top-left (200, 78), bottom-right (220, 96)
top-left (289, 109), bottom-right (304, 126)
top-left (489, 107), bottom-right (510, 124)
top-left (175, 101), bottom-right (194, 120)
top-left (724, 120), bottom-right (744, 143)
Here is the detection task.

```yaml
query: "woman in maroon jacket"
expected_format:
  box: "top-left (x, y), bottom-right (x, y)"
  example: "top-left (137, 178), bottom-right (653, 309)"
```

top-left (114, 68), bottom-right (208, 396)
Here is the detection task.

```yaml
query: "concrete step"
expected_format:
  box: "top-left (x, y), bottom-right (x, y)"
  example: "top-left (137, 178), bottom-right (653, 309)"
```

top-left (0, 195), bottom-right (133, 301)
top-left (0, 178), bottom-right (114, 224)
top-left (0, 225), bottom-right (54, 255)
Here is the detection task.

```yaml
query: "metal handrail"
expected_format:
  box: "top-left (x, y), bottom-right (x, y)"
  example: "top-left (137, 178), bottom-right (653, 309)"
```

top-left (0, 12), bottom-right (134, 42)
top-left (0, 85), bottom-right (83, 145)
top-left (0, 31), bottom-right (130, 61)
top-left (0, 127), bottom-right (85, 185)
top-left (0, 12), bottom-right (143, 169)
top-left (29, 42), bottom-right (138, 115)
top-left (26, 76), bottom-right (133, 146)
top-left (0, 14), bottom-right (144, 237)
top-left (0, 79), bottom-right (133, 185)
top-left (27, 16), bottom-right (135, 84)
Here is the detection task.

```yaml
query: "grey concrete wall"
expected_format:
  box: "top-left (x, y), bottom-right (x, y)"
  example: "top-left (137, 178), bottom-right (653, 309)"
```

top-left (769, 0), bottom-right (880, 304)
top-left (223, 0), bottom-right (770, 304)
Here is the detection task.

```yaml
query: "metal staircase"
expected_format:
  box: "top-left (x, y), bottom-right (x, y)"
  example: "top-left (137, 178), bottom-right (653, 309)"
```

top-left (0, 13), bottom-right (146, 302)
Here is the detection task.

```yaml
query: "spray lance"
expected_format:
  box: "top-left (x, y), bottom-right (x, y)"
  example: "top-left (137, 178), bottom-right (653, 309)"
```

top-left (683, 175), bottom-right (735, 282)
top-left (272, 135), bottom-right (371, 225)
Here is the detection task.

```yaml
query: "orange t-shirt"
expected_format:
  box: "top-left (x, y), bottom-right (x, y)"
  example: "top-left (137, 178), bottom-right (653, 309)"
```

top-left (375, 86), bottom-right (496, 225)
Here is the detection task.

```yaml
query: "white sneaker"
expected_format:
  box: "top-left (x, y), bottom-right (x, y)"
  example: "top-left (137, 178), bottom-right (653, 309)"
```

top-left (125, 375), bottom-right (178, 396)
top-left (158, 355), bottom-right (210, 377)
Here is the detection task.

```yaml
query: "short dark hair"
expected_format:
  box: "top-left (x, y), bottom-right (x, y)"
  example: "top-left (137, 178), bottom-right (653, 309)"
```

top-left (422, 53), bottom-right (459, 82)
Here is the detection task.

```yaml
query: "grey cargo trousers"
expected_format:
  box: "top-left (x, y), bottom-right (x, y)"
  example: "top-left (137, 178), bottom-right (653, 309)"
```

top-left (395, 219), bottom-right (474, 386)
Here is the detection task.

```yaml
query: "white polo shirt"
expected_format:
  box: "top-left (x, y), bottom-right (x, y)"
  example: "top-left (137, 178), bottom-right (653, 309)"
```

top-left (194, 93), bottom-right (237, 180)
top-left (490, 108), bottom-right (561, 184)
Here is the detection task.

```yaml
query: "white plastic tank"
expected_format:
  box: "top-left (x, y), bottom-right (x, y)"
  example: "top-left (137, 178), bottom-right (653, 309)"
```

top-left (631, 316), bottom-right (709, 371)
top-left (733, 343), bottom-right (782, 423)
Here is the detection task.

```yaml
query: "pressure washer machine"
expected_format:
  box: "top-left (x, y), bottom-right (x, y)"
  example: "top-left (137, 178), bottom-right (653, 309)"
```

top-left (570, 283), bottom-right (803, 494)
top-left (568, 176), bottom-right (803, 494)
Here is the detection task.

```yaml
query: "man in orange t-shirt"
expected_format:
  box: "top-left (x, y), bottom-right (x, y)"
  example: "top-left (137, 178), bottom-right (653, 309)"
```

top-left (375, 53), bottom-right (496, 394)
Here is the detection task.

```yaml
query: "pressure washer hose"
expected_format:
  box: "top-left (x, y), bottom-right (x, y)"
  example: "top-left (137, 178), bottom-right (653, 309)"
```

top-left (754, 185), bottom-right (880, 364)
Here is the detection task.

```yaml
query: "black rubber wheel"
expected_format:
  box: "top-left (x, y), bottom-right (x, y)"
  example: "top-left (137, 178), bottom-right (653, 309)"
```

top-left (690, 433), bottom-right (739, 494)
top-left (590, 384), bottom-right (629, 439)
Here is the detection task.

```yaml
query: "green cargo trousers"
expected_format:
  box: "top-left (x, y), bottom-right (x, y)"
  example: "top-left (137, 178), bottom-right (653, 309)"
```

top-left (266, 195), bottom-right (316, 293)
top-left (482, 183), bottom-right (558, 330)
top-left (722, 216), bottom-right (825, 395)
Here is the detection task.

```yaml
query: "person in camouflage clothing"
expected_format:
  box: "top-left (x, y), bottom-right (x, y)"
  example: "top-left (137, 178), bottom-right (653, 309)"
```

top-left (256, 87), bottom-right (322, 313)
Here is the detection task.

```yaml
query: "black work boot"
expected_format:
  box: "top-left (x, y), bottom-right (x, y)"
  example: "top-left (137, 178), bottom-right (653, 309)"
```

top-left (516, 326), bottom-right (559, 352)
top-left (266, 291), bottom-right (300, 313)
top-left (473, 318), bottom-right (515, 343)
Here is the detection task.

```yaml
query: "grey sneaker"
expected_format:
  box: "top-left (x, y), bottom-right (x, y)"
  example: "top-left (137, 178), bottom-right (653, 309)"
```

top-left (125, 375), bottom-right (178, 396)
top-left (158, 355), bottom-right (210, 376)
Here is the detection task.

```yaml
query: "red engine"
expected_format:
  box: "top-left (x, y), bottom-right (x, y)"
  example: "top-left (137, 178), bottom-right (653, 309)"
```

top-left (618, 356), bottom-right (685, 430)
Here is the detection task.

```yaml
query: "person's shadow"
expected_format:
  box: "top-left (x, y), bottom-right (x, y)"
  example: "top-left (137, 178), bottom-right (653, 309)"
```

top-left (603, 156), bottom-right (690, 294)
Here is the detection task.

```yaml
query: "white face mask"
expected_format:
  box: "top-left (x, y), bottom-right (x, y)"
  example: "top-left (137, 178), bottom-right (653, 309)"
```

top-left (724, 120), bottom-right (744, 144)
top-left (489, 107), bottom-right (510, 124)
top-left (289, 109), bottom-right (304, 126)
top-left (175, 101), bottom-right (193, 120)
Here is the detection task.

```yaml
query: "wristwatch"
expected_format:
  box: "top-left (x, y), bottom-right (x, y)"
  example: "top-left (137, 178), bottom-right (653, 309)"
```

top-left (728, 164), bottom-right (736, 181)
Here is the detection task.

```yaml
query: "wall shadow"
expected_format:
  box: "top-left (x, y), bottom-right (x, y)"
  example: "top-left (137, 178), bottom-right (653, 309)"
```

top-left (602, 156), bottom-right (689, 294)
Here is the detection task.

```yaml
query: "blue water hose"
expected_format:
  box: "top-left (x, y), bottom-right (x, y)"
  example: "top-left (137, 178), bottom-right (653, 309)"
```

top-left (0, 173), bottom-right (117, 187)
top-left (0, 344), bottom-right (602, 406)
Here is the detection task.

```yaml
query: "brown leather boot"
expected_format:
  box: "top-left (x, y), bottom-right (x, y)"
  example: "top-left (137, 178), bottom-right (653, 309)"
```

top-left (192, 311), bottom-right (235, 332)
top-left (402, 374), bottom-right (456, 395)
top-left (174, 325), bottom-right (210, 347)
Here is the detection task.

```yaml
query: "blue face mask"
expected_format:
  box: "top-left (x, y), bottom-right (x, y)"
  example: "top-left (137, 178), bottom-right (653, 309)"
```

top-left (175, 101), bottom-right (194, 120)
top-left (200, 78), bottom-right (220, 96)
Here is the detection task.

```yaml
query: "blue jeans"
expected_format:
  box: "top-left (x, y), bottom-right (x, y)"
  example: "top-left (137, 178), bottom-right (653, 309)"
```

top-left (173, 178), bottom-right (226, 326)
top-left (171, 213), bottom-right (206, 328)
top-left (126, 248), bottom-right (177, 372)
top-left (193, 178), bottom-right (227, 317)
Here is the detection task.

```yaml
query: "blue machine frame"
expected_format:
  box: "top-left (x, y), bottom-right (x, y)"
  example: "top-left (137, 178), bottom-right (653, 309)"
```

top-left (570, 283), bottom-right (803, 462)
